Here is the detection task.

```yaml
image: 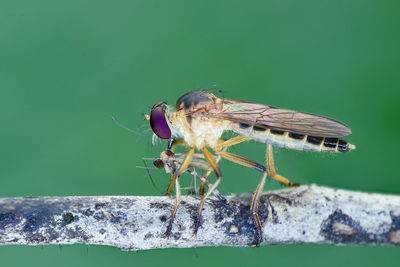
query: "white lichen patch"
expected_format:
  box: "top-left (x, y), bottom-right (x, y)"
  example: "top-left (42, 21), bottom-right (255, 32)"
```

top-left (331, 222), bottom-right (356, 236)
top-left (388, 230), bottom-right (400, 244)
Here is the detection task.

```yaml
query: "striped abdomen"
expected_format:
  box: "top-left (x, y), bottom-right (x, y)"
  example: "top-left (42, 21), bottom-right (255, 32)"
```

top-left (232, 123), bottom-right (355, 152)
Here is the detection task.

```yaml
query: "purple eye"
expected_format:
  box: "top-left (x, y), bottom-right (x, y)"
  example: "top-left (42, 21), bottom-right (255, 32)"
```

top-left (150, 102), bottom-right (171, 139)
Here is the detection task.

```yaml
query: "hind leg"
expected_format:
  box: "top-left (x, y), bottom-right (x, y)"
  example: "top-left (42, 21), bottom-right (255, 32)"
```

top-left (266, 144), bottom-right (299, 187)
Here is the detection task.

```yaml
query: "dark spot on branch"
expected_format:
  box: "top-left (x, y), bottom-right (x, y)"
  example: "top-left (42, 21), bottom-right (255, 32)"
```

top-left (0, 212), bottom-right (19, 228)
top-left (21, 205), bottom-right (60, 242)
top-left (321, 209), bottom-right (369, 244)
top-left (62, 213), bottom-right (75, 225)
top-left (150, 203), bottom-right (171, 209)
top-left (144, 233), bottom-right (153, 240)
top-left (110, 211), bottom-right (126, 224)
top-left (95, 203), bottom-right (108, 210)
top-left (83, 209), bottom-right (94, 216)
top-left (388, 212), bottom-right (400, 244)
top-left (178, 224), bottom-right (186, 231)
top-left (64, 225), bottom-right (89, 241)
top-left (191, 212), bottom-right (202, 232)
top-left (213, 199), bottom-right (269, 245)
top-left (213, 200), bottom-right (236, 223)
top-left (23, 210), bottom-right (51, 233)
top-left (172, 232), bottom-right (182, 240)
top-left (93, 213), bottom-right (107, 221)
top-left (0, 212), bottom-right (17, 221)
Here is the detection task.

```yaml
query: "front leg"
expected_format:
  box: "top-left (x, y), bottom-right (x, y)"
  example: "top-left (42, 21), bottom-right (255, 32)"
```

top-left (163, 147), bottom-right (195, 237)
top-left (164, 138), bottom-right (188, 196)
top-left (163, 175), bottom-right (181, 237)
top-left (193, 147), bottom-right (223, 236)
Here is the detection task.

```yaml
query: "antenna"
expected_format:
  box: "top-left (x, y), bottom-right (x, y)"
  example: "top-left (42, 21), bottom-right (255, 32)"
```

top-left (111, 116), bottom-right (144, 136)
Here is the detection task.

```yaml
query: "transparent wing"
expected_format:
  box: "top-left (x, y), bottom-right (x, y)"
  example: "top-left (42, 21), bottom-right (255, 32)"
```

top-left (213, 99), bottom-right (352, 137)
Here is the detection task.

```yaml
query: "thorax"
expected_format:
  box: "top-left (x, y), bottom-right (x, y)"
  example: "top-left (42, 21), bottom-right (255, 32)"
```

top-left (171, 111), bottom-right (227, 150)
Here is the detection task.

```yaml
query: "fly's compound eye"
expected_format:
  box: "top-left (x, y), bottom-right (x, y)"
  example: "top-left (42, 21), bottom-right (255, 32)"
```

top-left (153, 159), bottom-right (164, 169)
top-left (150, 102), bottom-right (171, 139)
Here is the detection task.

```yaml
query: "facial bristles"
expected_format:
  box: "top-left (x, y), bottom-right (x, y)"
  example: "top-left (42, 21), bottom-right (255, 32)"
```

top-left (152, 133), bottom-right (159, 145)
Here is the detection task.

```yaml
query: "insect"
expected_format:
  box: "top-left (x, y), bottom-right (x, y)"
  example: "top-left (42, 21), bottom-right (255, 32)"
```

top-left (146, 90), bottom-right (354, 245)
top-left (152, 149), bottom-right (226, 202)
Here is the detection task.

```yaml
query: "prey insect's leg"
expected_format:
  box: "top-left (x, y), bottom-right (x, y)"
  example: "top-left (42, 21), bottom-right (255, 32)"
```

top-left (266, 144), bottom-right (299, 187)
top-left (188, 168), bottom-right (225, 202)
top-left (199, 171), bottom-right (210, 196)
top-left (193, 147), bottom-right (222, 236)
top-left (163, 147), bottom-right (195, 237)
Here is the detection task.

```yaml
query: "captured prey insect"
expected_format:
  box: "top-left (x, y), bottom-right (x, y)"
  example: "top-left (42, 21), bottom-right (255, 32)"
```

top-left (146, 90), bottom-right (355, 246)
top-left (152, 149), bottom-right (227, 202)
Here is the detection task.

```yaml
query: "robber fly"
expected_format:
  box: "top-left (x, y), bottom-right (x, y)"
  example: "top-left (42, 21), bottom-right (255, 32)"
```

top-left (146, 90), bottom-right (354, 246)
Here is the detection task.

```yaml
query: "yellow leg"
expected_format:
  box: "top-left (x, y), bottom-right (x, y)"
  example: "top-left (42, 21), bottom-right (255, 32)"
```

top-left (199, 143), bottom-right (228, 196)
top-left (216, 151), bottom-right (265, 173)
top-left (217, 136), bottom-right (252, 150)
top-left (170, 139), bottom-right (187, 152)
top-left (193, 147), bottom-right (223, 236)
top-left (169, 136), bottom-right (250, 196)
top-left (199, 136), bottom-right (249, 195)
top-left (165, 139), bottom-right (191, 196)
top-left (165, 176), bottom-right (175, 196)
top-left (162, 174), bottom-right (180, 237)
top-left (163, 147), bottom-right (195, 237)
top-left (213, 150), bottom-right (270, 246)
top-left (250, 170), bottom-right (267, 247)
top-left (266, 144), bottom-right (299, 187)
top-left (199, 170), bottom-right (212, 196)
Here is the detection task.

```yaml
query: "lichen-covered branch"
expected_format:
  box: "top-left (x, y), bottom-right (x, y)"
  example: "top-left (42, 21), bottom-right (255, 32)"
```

top-left (0, 185), bottom-right (399, 250)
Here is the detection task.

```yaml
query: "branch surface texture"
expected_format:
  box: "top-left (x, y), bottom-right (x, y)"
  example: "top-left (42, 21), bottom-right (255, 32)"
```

top-left (0, 185), bottom-right (399, 250)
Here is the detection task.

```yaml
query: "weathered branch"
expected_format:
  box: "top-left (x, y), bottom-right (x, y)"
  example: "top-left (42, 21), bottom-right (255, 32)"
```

top-left (0, 185), bottom-right (399, 250)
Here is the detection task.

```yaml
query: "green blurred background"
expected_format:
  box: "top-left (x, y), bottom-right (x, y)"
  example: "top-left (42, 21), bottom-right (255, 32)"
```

top-left (1, 0), bottom-right (399, 266)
